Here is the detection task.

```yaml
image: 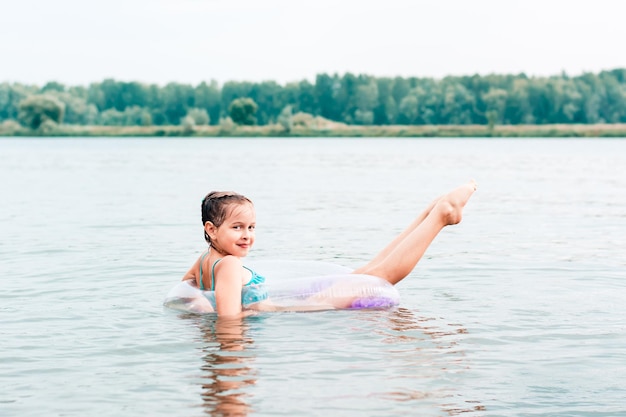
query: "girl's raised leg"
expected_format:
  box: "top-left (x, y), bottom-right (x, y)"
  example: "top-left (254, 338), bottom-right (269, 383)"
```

top-left (353, 181), bottom-right (476, 285)
top-left (358, 195), bottom-right (441, 270)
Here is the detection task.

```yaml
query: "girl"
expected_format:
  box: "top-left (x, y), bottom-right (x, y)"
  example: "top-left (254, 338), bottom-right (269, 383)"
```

top-left (182, 181), bottom-right (477, 317)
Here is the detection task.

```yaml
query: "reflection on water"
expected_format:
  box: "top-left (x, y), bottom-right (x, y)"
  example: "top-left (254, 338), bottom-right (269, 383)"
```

top-left (369, 308), bottom-right (485, 415)
top-left (182, 314), bottom-right (257, 416)
top-left (182, 308), bottom-right (484, 416)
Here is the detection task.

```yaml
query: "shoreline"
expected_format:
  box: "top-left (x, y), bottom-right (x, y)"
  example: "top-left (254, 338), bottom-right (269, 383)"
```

top-left (2, 123), bottom-right (626, 138)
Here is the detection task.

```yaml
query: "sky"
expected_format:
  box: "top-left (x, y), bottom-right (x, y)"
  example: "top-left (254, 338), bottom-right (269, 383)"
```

top-left (2, 0), bottom-right (626, 87)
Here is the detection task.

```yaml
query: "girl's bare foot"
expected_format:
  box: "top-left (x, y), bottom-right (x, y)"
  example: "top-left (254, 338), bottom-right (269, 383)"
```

top-left (435, 180), bottom-right (477, 225)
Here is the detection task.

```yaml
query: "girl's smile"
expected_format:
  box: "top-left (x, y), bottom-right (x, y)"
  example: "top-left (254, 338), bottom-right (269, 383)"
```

top-left (207, 203), bottom-right (256, 257)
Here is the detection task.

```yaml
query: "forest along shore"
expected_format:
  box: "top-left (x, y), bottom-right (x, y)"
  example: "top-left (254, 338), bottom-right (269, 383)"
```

top-left (2, 69), bottom-right (626, 138)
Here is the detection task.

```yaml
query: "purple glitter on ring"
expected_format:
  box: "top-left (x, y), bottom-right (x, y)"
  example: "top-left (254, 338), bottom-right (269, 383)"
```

top-left (350, 297), bottom-right (398, 309)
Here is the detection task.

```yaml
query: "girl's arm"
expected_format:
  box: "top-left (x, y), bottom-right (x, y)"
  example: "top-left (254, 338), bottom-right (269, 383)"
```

top-left (177, 256), bottom-right (214, 313)
top-left (213, 256), bottom-right (245, 317)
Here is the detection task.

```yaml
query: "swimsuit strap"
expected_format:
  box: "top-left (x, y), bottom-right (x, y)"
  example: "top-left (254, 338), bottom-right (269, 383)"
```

top-left (210, 258), bottom-right (222, 291)
top-left (198, 251), bottom-right (210, 290)
top-left (242, 266), bottom-right (265, 286)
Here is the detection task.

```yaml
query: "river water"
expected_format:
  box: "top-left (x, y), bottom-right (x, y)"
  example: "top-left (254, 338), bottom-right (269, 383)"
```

top-left (1, 137), bottom-right (625, 416)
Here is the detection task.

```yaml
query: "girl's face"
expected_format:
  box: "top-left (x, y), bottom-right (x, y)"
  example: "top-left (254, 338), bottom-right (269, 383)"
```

top-left (207, 202), bottom-right (256, 257)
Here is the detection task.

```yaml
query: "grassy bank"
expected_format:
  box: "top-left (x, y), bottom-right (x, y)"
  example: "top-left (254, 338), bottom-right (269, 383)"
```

top-left (2, 123), bottom-right (626, 138)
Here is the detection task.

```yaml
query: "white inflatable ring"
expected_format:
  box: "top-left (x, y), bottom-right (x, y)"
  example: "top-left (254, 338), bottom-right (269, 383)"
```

top-left (163, 260), bottom-right (400, 314)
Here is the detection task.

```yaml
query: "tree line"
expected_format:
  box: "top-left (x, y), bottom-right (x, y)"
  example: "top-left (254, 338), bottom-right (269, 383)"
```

top-left (1, 69), bottom-right (625, 130)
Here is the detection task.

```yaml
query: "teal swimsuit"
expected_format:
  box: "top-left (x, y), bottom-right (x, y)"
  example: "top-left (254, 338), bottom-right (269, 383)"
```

top-left (199, 252), bottom-right (268, 308)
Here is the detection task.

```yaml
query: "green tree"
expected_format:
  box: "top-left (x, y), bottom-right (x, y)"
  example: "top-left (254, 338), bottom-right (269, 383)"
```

top-left (398, 94), bottom-right (418, 124)
top-left (0, 83), bottom-right (13, 121)
top-left (120, 82), bottom-right (149, 109)
top-left (161, 82), bottom-right (195, 124)
top-left (391, 77), bottom-right (411, 109)
top-left (228, 98), bottom-right (258, 125)
top-left (98, 108), bottom-right (125, 126)
top-left (398, 84), bottom-right (440, 125)
top-left (277, 105), bottom-right (293, 132)
top-left (86, 82), bottom-right (106, 111)
top-left (526, 79), bottom-right (552, 124)
top-left (315, 73), bottom-right (341, 121)
top-left (297, 80), bottom-right (318, 115)
top-left (249, 81), bottom-right (285, 124)
top-left (556, 79), bottom-right (584, 123)
top-left (222, 82), bottom-right (253, 115)
top-left (50, 92), bottom-right (98, 125)
top-left (373, 78), bottom-right (395, 124)
top-left (41, 81), bottom-right (65, 93)
top-left (0, 83), bottom-right (34, 121)
top-left (87, 79), bottom-right (148, 112)
top-left (413, 80), bottom-right (442, 124)
top-left (503, 78), bottom-right (534, 124)
top-left (98, 106), bottom-right (151, 126)
top-left (194, 81), bottom-right (221, 125)
top-left (18, 95), bottom-right (65, 129)
top-left (439, 78), bottom-right (476, 124)
top-left (598, 71), bottom-right (626, 122)
top-left (482, 88), bottom-right (508, 125)
top-left (354, 80), bottom-right (378, 125)
top-left (335, 73), bottom-right (359, 123)
top-left (98, 79), bottom-right (125, 111)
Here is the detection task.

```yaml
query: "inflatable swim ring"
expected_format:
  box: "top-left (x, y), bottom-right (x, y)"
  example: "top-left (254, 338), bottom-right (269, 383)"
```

top-left (163, 260), bottom-right (400, 314)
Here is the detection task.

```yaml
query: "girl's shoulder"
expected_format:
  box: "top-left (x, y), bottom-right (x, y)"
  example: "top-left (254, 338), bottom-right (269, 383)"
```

top-left (212, 256), bottom-right (248, 287)
top-left (213, 255), bottom-right (244, 270)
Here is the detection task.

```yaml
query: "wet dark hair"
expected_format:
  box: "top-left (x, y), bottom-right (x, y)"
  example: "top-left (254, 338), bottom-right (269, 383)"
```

top-left (201, 191), bottom-right (253, 244)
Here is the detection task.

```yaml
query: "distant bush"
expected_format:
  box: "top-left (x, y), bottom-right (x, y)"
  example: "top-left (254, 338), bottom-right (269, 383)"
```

top-left (292, 112), bottom-right (315, 127)
top-left (218, 116), bottom-right (236, 134)
top-left (277, 105), bottom-right (293, 132)
top-left (292, 112), bottom-right (347, 129)
top-left (0, 119), bottom-right (23, 135)
top-left (229, 98), bottom-right (258, 125)
top-left (98, 106), bottom-right (152, 126)
top-left (39, 119), bottom-right (59, 134)
top-left (186, 108), bottom-right (210, 126)
top-left (18, 95), bottom-right (65, 129)
top-left (181, 115), bottom-right (195, 134)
